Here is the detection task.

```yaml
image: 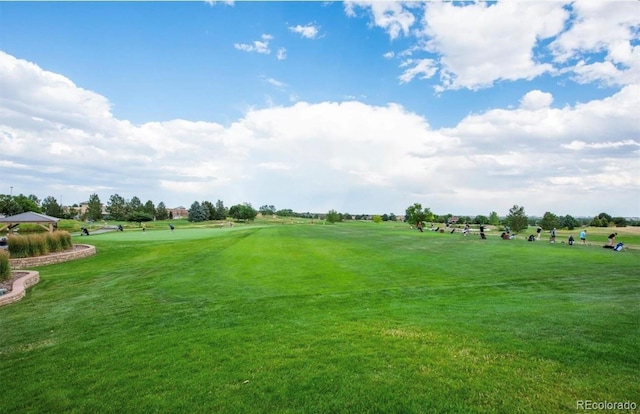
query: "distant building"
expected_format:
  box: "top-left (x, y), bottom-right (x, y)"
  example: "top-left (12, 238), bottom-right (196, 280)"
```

top-left (76, 201), bottom-right (108, 217)
top-left (168, 206), bottom-right (188, 219)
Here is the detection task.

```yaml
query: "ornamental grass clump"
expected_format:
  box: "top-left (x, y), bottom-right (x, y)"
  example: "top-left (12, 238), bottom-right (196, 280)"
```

top-left (58, 231), bottom-right (73, 250)
top-left (28, 233), bottom-right (48, 257)
top-left (8, 234), bottom-right (30, 258)
top-left (46, 232), bottom-right (63, 253)
top-left (7, 232), bottom-right (72, 258)
top-left (0, 249), bottom-right (10, 282)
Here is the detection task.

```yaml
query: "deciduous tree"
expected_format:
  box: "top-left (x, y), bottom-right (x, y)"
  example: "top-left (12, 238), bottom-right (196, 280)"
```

top-left (611, 217), bottom-right (628, 227)
top-left (259, 205), bottom-right (276, 216)
top-left (229, 203), bottom-right (257, 221)
top-left (489, 211), bottom-right (500, 226)
top-left (14, 194), bottom-right (41, 213)
top-left (0, 195), bottom-right (22, 216)
top-left (540, 212), bottom-right (560, 230)
top-left (326, 209), bottom-right (340, 223)
top-left (127, 212), bottom-right (154, 223)
top-left (474, 215), bottom-right (489, 225)
top-left (41, 196), bottom-right (64, 218)
top-left (560, 214), bottom-right (578, 230)
top-left (590, 212), bottom-right (612, 227)
top-left (405, 203), bottom-right (430, 225)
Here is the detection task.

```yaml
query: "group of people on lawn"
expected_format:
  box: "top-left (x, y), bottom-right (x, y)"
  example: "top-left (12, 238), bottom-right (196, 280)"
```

top-left (417, 222), bottom-right (621, 249)
top-left (523, 227), bottom-right (619, 248)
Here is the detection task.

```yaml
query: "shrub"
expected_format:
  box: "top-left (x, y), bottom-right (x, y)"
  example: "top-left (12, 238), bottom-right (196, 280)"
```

top-left (0, 249), bottom-right (10, 282)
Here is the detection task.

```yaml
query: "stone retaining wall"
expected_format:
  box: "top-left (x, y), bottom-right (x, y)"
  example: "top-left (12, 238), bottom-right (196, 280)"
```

top-left (0, 271), bottom-right (40, 306)
top-left (9, 244), bottom-right (96, 269)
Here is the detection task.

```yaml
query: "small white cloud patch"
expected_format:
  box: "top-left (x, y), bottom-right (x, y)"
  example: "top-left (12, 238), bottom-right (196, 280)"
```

top-left (288, 24), bottom-right (320, 39)
top-left (234, 34), bottom-right (273, 54)
top-left (520, 90), bottom-right (553, 110)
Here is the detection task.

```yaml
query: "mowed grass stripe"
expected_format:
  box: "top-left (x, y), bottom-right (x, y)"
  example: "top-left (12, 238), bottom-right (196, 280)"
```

top-left (1, 223), bottom-right (638, 413)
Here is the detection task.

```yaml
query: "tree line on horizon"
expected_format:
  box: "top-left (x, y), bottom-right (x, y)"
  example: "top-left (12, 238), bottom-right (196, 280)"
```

top-left (0, 193), bottom-right (636, 228)
top-left (403, 203), bottom-right (634, 232)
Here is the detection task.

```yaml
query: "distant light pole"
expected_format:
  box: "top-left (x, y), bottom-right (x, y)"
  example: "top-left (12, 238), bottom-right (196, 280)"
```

top-left (10, 186), bottom-right (13, 196)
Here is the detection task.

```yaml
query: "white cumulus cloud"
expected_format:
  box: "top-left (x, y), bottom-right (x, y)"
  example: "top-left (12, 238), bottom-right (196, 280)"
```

top-left (342, 1), bottom-right (640, 93)
top-left (345, 1), bottom-right (416, 40)
top-left (2, 51), bottom-right (639, 216)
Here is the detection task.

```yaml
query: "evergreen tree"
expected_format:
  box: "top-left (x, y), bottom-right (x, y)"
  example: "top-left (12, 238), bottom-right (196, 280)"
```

top-left (41, 196), bottom-right (64, 218)
top-left (128, 196), bottom-right (143, 213)
top-left (86, 193), bottom-right (103, 221)
top-left (156, 202), bottom-right (169, 220)
top-left (143, 200), bottom-right (156, 218)
top-left (106, 194), bottom-right (127, 220)
top-left (201, 201), bottom-right (215, 220)
top-left (213, 199), bottom-right (227, 220)
top-left (505, 205), bottom-right (528, 233)
top-left (188, 201), bottom-right (207, 222)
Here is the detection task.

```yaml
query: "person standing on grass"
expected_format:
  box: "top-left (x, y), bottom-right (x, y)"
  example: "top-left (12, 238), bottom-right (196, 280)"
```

top-left (536, 225), bottom-right (542, 240)
top-left (579, 229), bottom-right (587, 245)
top-left (550, 227), bottom-right (557, 243)
top-left (608, 232), bottom-right (618, 246)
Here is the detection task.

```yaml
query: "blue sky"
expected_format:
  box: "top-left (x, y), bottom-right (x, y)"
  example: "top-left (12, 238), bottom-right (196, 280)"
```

top-left (1, 1), bottom-right (639, 217)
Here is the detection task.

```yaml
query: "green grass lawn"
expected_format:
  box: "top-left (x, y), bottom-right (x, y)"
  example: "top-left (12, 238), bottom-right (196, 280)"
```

top-left (1, 222), bottom-right (638, 413)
